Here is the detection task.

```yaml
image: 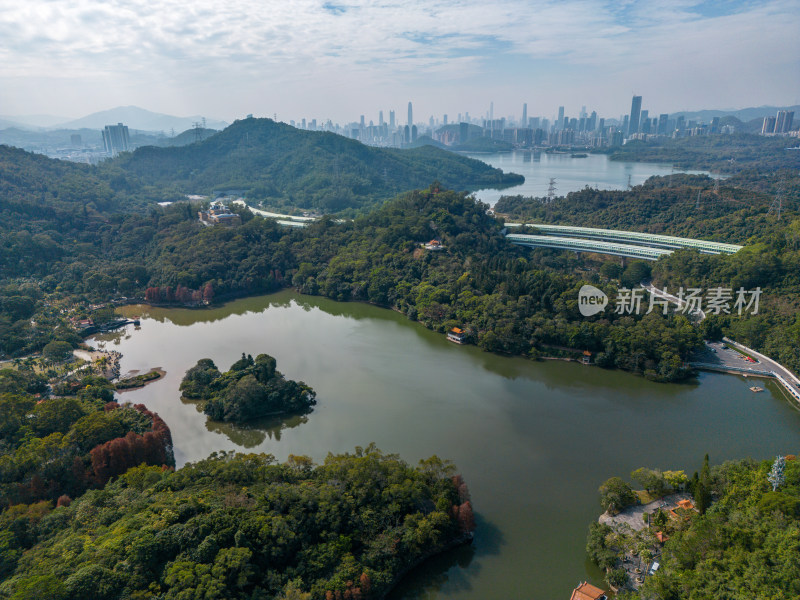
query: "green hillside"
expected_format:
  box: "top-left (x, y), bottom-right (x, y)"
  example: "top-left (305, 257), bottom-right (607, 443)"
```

top-left (111, 118), bottom-right (523, 212)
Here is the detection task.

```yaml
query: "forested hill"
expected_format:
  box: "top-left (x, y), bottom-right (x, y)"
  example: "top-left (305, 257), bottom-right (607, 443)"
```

top-left (108, 117), bottom-right (523, 212)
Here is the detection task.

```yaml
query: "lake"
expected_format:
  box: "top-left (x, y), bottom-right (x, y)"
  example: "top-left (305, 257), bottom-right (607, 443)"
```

top-left (96, 291), bottom-right (800, 599)
top-left (465, 151), bottom-right (710, 206)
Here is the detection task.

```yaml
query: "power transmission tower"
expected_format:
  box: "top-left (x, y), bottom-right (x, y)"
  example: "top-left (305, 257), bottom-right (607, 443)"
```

top-left (769, 178), bottom-right (785, 219)
top-left (193, 121), bottom-right (203, 142)
top-left (546, 178), bottom-right (557, 204)
top-left (627, 174), bottom-right (632, 190)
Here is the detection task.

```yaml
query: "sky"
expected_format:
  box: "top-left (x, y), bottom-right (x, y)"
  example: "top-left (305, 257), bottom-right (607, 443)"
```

top-left (1, 0), bottom-right (799, 125)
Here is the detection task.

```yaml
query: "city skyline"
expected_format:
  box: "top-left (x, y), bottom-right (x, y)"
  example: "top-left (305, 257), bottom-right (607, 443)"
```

top-left (0, 0), bottom-right (798, 124)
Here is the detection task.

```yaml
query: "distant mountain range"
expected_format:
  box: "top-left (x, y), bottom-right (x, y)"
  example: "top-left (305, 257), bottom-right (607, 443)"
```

top-left (0, 114), bottom-right (72, 129)
top-left (0, 106), bottom-right (228, 133)
top-left (670, 105), bottom-right (800, 123)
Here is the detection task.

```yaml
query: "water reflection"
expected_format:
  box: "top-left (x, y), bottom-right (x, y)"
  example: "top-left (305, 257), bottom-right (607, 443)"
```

top-left (388, 516), bottom-right (504, 599)
top-left (178, 387), bottom-right (314, 448)
top-left (115, 290), bottom-right (707, 396)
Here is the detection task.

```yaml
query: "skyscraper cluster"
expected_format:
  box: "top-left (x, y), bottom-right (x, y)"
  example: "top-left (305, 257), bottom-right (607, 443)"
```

top-left (762, 110), bottom-right (794, 134)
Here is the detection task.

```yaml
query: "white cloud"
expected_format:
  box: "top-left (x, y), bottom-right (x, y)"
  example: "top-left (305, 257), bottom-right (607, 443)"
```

top-left (0, 0), bottom-right (797, 120)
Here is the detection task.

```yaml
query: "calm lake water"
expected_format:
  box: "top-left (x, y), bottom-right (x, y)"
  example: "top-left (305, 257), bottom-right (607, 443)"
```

top-left (466, 151), bottom-right (709, 206)
top-left (96, 291), bottom-right (800, 599)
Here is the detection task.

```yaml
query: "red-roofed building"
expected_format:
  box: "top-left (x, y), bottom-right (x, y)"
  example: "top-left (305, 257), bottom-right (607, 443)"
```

top-left (570, 581), bottom-right (607, 600)
top-left (447, 327), bottom-right (466, 344)
top-left (424, 239), bottom-right (444, 250)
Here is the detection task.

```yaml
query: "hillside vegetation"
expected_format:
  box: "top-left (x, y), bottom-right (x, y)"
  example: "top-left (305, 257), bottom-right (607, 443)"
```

top-left (109, 118), bottom-right (523, 213)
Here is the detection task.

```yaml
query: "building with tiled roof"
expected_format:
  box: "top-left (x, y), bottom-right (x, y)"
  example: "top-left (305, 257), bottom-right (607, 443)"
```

top-left (569, 581), bottom-right (607, 600)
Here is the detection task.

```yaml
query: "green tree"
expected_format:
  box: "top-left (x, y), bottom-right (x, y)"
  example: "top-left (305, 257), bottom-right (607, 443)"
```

top-left (599, 477), bottom-right (637, 515)
top-left (694, 454), bottom-right (712, 515)
top-left (42, 340), bottom-right (73, 362)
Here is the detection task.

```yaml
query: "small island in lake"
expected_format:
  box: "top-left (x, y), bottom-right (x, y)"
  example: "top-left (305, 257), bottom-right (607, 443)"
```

top-left (180, 352), bottom-right (316, 423)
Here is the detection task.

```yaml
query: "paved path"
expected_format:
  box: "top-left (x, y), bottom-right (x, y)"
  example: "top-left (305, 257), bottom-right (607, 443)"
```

top-left (599, 493), bottom-right (694, 532)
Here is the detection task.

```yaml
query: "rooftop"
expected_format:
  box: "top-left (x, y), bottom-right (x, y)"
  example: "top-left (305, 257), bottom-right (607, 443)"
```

top-left (570, 581), bottom-right (607, 600)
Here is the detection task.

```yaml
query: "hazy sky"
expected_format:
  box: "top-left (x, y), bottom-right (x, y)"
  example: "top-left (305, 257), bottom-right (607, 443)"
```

top-left (1, 0), bottom-right (798, 124)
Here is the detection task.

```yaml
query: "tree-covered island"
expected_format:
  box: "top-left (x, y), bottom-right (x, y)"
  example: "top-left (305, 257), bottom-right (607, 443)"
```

top-left (181, 353), bottom-right (317, 423)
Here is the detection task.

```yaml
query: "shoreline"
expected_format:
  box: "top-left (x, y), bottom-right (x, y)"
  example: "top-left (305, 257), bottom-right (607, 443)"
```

top-left (115, 367), bottom-right (167, 392)
top-left (381, 532), bottom-right (474, 599)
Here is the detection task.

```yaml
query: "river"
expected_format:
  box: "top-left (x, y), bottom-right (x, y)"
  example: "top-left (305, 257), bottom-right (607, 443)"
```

top-left (465, 151), bottom-right (710, 206)
top-left (95, 291), bottom-right (800, 599)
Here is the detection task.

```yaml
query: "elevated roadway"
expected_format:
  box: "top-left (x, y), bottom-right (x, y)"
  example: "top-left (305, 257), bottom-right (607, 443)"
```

top-left (506, 233), bottom-right (673, 261)
top-left (506, 223), bottom-right (742, 255)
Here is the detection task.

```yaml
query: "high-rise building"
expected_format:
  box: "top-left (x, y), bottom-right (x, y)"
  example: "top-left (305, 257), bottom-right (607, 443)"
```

top-left (522, 103), bottom-right (527, 128)
top-left (443, 114), bottom-right (448, 126)
top-left (389, 110), bottom-right (395, 129)
top-left (557, 106), bottom-right (564, 130)
top-left (102, 123), bottom-right (130, 156)
top-left (459, 122), bottom-right (469, 144)
top-left (639, 110), bottom-right (650, 134)
top-left (588, 111), bottom-right (597, 132)
top-left (774, 110), bottom-right (794, 133)
top-left (657, 114), bottom-right (668, 135)
top-left (379, 111), bottom-right (384, 127)
top-left (408, 102), bottom-right (413, 127)
top-left (762, 116), bottom-right (776, 134)
top-left (628, 95), bottom-right (642, 136)
top-left (784, 111), bottom-right (794, 132)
